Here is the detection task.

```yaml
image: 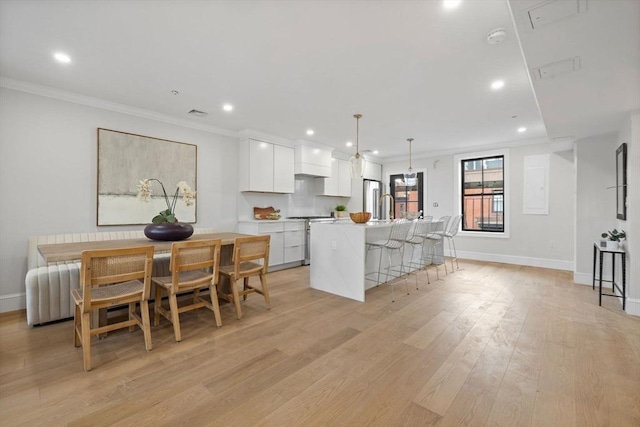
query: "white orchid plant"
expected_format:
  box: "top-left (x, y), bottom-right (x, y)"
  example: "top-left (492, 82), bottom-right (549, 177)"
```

top-left (137, 178), bottom-right (196, 224)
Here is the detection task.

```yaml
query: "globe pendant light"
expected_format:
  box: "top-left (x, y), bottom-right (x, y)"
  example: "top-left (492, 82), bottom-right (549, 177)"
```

top-left (404, 138), bottom-right (417, 186)
top-left (349, 113), bottom-right (367, 178)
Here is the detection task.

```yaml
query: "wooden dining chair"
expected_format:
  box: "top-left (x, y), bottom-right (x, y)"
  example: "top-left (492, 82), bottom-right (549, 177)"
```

top-left (152, 239), bottom-right (222, 342)
top-left (72, 245), bottom-right (155, 371)
top-left (218, 235), bottom-right (271, 320)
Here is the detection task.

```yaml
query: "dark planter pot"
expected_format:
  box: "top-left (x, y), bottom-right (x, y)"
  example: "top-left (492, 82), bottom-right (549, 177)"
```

top-left (144, 222), bottom-right (194, 241)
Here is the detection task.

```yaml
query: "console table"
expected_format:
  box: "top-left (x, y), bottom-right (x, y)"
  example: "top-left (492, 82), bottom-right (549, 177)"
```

top-left (592, 242), bottom-right (626, 310)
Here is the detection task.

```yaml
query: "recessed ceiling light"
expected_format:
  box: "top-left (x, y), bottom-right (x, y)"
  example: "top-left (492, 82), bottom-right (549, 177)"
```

top-left (518, 127), bottom-right (527, 133)
top-left (491, 80), bottom-right (505, 90)
top-left (53, 52), bottom-right (71, 63)
top-left (222, 103), bottom-right (233, 112)
top-left (306, 129), bottom-right (314, 136)
top-left (443, 0), bottom-right (462, 9)
top-left (346, 141), bottom-right (353, 147)
top-left (373, 150), bottom-right (379, 155)
top-left (171, 90), bottom-right (179, 95)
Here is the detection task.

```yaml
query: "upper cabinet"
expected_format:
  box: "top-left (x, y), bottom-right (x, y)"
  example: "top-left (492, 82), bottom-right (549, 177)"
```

top-left (294, 140), bottom-right (332, 177)
top-left (317, 158), bottom-right (351, 197)
top-left (363, 161), bottom-right (382, 181)
top-left (239, 138), bottom-right (295, 193)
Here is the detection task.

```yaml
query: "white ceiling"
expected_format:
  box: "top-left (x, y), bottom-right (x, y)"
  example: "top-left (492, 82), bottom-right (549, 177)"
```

top-left (1, 0), bottom-right (638, 161)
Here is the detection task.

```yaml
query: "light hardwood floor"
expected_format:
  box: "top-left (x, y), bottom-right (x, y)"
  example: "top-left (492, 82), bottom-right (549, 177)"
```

top-left (1, 260), bottom-right (639, 426)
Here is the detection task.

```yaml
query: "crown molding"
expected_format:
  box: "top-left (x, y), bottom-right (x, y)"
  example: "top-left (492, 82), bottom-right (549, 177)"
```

top-left (237, 129), bottom-right (293, 147)
top-left (381, 136), bottom-right (551, 163)
top-left (0, 76), bottom-right (238, 138)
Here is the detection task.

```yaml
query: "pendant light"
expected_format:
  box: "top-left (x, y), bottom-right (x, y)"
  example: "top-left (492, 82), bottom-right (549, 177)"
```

top-left (404, 138), bottom-right (417, 186)
top-left (349, 113), bottom-right (367, 178)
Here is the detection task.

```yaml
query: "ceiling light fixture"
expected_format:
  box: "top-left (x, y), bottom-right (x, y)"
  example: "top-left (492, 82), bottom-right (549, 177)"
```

top-left (349, 114), bottom-right (366, 178)
top-left (373, 150), bottom-right (379, 155)
top-left (53, 52), bottom-right (71, 63)
top-left (171, 90), bottom-right (179, 95)
top-left (404, 138), bottom-right (417, 186)
top-left (223, 104), bottom-right (233, 112)
top-left (346, 141), bottom-right (353, 147)
top-left (491, 80), bottom-right (505, 90)
top-left (306, 129), bottom-right (315, 136)
top-left (518, 127), bottom-right (527, 133)
top-left (443, 0), bottom-right (462, 9)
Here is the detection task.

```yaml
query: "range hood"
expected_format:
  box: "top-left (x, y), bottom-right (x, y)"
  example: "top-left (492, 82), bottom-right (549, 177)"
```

top-left (294, 140), bottom-right (333, 177)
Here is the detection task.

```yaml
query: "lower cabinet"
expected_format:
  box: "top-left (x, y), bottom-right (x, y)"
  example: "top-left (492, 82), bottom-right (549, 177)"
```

top-left (284, 221), bottom-right (305, 263)
top-left (238, 220), bottom-right (305, 269)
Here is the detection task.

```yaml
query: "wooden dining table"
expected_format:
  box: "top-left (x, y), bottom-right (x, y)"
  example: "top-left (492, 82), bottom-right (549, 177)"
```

top-left (37, 232), bottom-right (254, 329)
top-left (37, 232), bottom-right (250, 264)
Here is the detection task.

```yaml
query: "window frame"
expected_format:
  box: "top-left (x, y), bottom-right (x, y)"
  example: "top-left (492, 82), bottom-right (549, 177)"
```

top-left (454, 148), bottom-right (510, 238)
top-left (390, 172), bottom-right (424, 219)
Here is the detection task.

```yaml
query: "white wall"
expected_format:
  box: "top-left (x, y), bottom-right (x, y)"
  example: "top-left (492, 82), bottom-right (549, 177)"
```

top-left (574, 133), bottom-right (619, 282)
top-left (0, 87), bottom-right (239, 312)
top-left (382, 142), bottom-right (575, 270)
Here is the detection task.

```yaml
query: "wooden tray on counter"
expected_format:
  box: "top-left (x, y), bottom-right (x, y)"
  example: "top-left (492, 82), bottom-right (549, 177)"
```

top-left (253, 206), bottom-right (281, 220)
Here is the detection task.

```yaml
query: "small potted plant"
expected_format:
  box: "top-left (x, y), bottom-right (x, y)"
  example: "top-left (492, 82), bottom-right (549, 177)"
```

top-left (335, 204), bottom-right (347, 218)
top-left (601, 229), bottom-right (626, 250)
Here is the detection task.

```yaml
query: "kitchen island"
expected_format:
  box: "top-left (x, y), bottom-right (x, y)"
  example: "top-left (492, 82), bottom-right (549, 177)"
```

top-left (310, 220), bottom-right (443, 302)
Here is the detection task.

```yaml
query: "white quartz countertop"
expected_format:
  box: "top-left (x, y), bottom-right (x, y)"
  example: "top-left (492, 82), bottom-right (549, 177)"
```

top-left (312, 220), bottom-right (394, 227)
top-left (237, 218), bottom-right (305, 223)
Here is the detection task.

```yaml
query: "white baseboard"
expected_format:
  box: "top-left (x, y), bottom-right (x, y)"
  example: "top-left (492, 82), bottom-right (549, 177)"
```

top-left (625, 298), bottom-right (640, 316)
top-left (573, 272), bottom-right (592, 285)
top-left (0, 292), bottom-right (26, 313)
top-left (454, 250), bottom-right (573, 271)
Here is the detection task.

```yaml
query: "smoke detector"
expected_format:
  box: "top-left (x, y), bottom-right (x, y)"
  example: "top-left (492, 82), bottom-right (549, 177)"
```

top-left (487, 28), bottom-right (507, 44)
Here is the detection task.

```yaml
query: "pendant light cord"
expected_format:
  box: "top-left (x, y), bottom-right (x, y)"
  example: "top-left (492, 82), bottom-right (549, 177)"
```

top-left (354, 113), bottom-right (362, 157)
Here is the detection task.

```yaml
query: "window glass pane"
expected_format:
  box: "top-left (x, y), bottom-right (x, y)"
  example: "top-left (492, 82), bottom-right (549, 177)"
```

top-left (461, 155), bottom-right (504, 232)
top-left (390, 173), bottom-right (424, 219)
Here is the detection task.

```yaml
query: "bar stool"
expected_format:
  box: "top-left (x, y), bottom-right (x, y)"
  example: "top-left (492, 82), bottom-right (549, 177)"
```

top-left (365, 219), bottom-right (411, 302)
top-left (403, 219), bottom-right (434, 289)
top-left (443, 215), bottom-right (462, 271)
top-left (425, 219), bottom-right (446, 280)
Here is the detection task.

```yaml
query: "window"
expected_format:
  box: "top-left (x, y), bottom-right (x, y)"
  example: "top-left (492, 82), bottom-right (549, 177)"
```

top-left (461, 156), bottom-right (504, 232)
top-left (390, 172), bottom-right (424, 219)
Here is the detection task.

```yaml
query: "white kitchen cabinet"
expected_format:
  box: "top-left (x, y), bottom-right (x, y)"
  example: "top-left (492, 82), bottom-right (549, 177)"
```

top-left (338, 159), bottom-right (352, 196)
top-left (274, 144), bottom-right (295, 193)
top-left (363, 161), bottom-right (382, 181)
top-left (316, 158), bottom-right (351, 197)
top-left (284, 221), bottom-right (305, 263)
top-left (239, 139), bottom-right (294, 193)
top-left (238, 220), bottom-right (305, 269)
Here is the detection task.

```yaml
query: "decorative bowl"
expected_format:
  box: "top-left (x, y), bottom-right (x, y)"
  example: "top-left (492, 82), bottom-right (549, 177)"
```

top-left (350, 212), bottom-right (372, 224)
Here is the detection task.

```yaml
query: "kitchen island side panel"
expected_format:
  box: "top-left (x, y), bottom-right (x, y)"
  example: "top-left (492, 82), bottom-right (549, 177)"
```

top-left (310, 222), bottom-right (367, 302)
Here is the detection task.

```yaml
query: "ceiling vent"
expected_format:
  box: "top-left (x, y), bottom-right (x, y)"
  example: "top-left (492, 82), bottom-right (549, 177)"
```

top-left (187, 109), bottom-right (208, 118)
top-left (533, 57), bottom-right (580, 80)
top-left (526, 0), bottom-right (587, 29)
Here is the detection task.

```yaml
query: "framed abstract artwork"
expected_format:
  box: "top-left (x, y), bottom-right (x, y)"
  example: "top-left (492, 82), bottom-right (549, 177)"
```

top-left (97, 128), bottom-right (197, 225)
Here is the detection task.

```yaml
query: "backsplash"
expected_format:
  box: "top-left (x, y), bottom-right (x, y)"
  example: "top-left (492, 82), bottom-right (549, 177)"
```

top-left (237, 175), bottom-right (348, 220)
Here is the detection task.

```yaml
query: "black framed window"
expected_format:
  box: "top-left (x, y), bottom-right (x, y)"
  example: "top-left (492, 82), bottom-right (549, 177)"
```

top-left (390, 172), bottom-right (423, 219)
top-left (461, 156), bottom-right (504, 232)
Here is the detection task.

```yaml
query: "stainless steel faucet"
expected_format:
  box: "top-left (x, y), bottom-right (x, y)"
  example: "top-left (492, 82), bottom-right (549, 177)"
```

top-left (379, 193), bottom-right (395, 220)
